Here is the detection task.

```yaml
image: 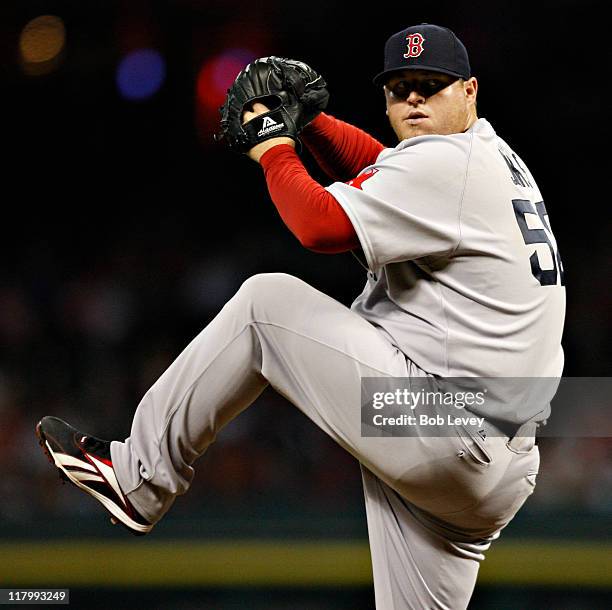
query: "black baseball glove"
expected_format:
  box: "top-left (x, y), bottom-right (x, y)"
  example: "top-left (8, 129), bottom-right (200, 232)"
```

top-left (216, 56), bottom-right (329, 154)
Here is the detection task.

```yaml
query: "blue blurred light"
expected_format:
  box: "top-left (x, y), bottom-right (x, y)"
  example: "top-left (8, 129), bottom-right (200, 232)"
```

top-left (117, 49), bottom-right (166, 101)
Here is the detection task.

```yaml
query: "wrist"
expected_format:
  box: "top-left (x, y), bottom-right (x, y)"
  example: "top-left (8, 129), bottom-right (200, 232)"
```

top-left (247, 137), bottom-right (296, 163)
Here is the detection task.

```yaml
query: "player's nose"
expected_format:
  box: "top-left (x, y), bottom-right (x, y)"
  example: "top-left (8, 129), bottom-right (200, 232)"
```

top-left (406, 89), bottom-right (425, 104)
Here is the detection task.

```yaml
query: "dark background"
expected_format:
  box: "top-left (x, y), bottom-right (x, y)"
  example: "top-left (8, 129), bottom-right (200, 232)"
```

top-left (1, 1), bottom-right (610, 608)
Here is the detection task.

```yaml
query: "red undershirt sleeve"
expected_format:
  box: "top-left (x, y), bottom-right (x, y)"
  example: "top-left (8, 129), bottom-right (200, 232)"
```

top-left (300, 112), bottom-right (385, 181)
top-left (259, 144), bottom-right (360, 254)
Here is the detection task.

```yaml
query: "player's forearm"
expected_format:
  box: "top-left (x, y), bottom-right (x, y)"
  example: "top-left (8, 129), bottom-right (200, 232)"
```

top-left (301, 113), bottom-right (385, 181)
top-left (259, 144), bottom-right (359, 253)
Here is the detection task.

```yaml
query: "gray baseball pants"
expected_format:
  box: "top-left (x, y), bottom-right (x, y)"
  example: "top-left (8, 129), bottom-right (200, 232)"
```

top-left (111, 273), bottom-right (539, 610)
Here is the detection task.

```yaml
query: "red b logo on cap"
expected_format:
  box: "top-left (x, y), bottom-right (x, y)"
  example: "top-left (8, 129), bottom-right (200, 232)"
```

top-left (404, 33), bottom-right (425, 58)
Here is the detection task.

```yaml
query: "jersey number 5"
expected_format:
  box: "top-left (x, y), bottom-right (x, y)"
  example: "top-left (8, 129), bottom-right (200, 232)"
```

top-left (512, 199), bottom-right (565, 287)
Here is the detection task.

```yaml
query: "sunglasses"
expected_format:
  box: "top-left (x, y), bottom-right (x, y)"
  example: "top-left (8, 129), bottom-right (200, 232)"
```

top-left (385, 77), bottom-right (458, 100)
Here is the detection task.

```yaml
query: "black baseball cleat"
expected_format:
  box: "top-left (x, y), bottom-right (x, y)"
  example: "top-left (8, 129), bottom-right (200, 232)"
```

top-left (35, 416), bottom-right (153, 536)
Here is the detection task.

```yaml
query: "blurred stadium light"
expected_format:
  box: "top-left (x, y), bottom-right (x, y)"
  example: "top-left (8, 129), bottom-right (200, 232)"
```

top-left (19, 15), bottom-right (66, 76)
top-left (196, 48), bottom-right (258, 112)
top-left (116, 48), bottom-right (166, 101)
top-left (196, 48), bottom-right (258, 144)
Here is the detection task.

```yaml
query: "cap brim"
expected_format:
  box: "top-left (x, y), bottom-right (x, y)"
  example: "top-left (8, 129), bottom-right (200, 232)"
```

top-left (372, 65), bottom-right (468, 86)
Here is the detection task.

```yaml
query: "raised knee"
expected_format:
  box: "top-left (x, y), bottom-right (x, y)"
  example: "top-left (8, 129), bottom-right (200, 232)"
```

top-left (239, 273), bottom-right (302, 296)
top-left (234, 273), bottom-right (306, 317)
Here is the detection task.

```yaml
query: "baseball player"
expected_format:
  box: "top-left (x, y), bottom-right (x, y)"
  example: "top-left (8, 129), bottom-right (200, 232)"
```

top-left (36, 24), bottom-right (565, 609)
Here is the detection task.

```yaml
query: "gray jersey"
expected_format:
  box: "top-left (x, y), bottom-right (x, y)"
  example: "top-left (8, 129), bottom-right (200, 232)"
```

top-left (327, 118), bottom-right (565, 383)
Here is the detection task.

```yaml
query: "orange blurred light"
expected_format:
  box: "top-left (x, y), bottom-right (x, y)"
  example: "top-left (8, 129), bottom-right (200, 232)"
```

top-left (19, 15), bottom-right (66, 75)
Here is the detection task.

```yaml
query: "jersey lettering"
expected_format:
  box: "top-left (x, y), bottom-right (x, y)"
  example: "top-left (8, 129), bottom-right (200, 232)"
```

top-left (512, 199), bottom-right (565, 286)
top-left (404, 34), bottom-right (425, 58)
top-left (346, 168), bottom-right (379, 190)
top-left (500, 149), bottom-right (532, 187)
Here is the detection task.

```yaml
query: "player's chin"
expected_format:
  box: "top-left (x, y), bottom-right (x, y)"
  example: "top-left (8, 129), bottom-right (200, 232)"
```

top-left (399, 123), bottom-right (433, 140)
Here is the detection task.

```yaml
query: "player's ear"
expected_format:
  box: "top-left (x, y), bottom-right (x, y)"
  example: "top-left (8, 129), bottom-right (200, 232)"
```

top-left (464, 77), bottom-right (478, 102)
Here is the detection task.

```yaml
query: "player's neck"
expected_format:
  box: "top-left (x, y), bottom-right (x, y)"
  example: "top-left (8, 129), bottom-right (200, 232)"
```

top-left (463, 112), bottom-right (478, 133)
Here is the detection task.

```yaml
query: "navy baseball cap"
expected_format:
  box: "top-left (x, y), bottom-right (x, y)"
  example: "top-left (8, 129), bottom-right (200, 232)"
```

top-left (373, 24), bottom-right (470, 86)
